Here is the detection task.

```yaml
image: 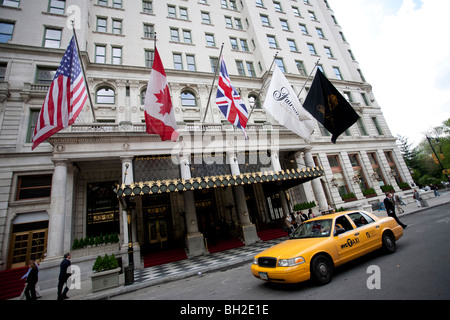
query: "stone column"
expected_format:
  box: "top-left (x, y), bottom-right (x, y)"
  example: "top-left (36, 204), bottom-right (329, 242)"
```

top-left (294, 151), bottom-right (316, 204)
top-left (304, 148), bottom-right (329, 212)
top-left (228, 152), bottom-right (259, 245)
top-left (47, 159), bottom-right (69, 258)
top-left (180, 155), bottom-right (205, 257)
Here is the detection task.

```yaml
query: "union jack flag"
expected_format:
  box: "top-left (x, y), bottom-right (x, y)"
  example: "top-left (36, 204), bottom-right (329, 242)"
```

top-left (216, 57), bottom-right (248, 139)
top-left (32, 36), bottom-right (87, 150)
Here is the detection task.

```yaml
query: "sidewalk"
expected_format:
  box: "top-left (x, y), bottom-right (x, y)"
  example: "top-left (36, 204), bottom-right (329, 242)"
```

top-left (33, 191), bottom-right (450, 301)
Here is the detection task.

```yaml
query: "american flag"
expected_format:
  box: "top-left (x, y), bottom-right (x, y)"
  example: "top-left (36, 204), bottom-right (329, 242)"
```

top-left (216, 57), bottom-right (248, 139)
top-left (32, 36), bottom-right (88, 150)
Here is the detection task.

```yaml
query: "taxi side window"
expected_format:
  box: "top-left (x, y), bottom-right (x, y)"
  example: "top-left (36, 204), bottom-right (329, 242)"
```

top-left (335, 216), bottom-right (353, 233)
top-left (349, 212), bottom-right (374, 227)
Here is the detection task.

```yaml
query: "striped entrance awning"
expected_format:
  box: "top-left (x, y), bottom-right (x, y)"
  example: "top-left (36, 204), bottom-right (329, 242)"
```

top-left (117, 166), bottom-right (324, 197)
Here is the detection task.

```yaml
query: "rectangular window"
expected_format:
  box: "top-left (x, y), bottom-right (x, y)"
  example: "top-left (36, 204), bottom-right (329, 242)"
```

top-left (246, 62), bottom-right (256, 77)
top-left (201, 12), bottom-right (211, 24)
top-left (27, 109), bottom-right (40, 143)
top-left (295, 60), bottom-right (307, 76)
top-left (168, 5), bottom-right (176, 18)
top-left (95, 45), bottom-right (106, 63)
top-left (325, 46), bottom-right (333, 58)
top-left (307, 43), bottom-right (316, 55)
top-left (43, 28), bottom-right (61, 48)
top-left (183, 29), bottom-right (192, 44)
top-left (0, 22), bottom-right (14, 43)
top-left (170, 28), bottom-right (179, 42)
top-left (142, 0), bottom-right (153, 14)
top-left (333, 66), bottom-right (343, 80)
top-left (372, 117), bottom-right (383, 135)
top-left (1, 0), bottom-right (20, 7)
top-left (368, 153), bottom-right (386, 186)
top-left (275, 58), bottom-right (286, 72)
top-left (267, 35), bottom-right (277, 48)
top-left (112, 0), bottom-right (122, 8)
top-left (236, 60), bottom-right (245, 76)
top-left (186, 54), bottom-right (196, 71)
top-left (205, 33), bottom-right (215, 47)
top-left (36, 66), bottom-right (56, 84)
top-left (349, 154), bottom-right (369, 191)
top-left (179, 7), bottom-right (188, 20)
top-left (112, 19), bottom-right (122, 35)
top-left (143, 24), bottom-right (154, 39)
top-left (210, 57), bottom-right (218, 73)
top-left (0, 62), bottom-right (6, 81)
top-left (173, 53), bottom-right (183, 70)
top-left (97, 17), bottom-right (107, 32)
top-left (327, 155), bottom-right (350, 197)
top-left (240, 39), bottom-right (249, 52)
top-left (145, 49), bottom-right (154, 67)
top-left (112, 47), bottom-right (122, 65)
top-left (16, 175), bottom-right (52, 200)
top-left (48, 0), bottom-right (66, 14)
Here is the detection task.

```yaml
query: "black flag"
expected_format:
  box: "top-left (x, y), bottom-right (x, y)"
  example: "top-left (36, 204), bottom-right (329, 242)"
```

top-left (303, 69), bottom-right (360, 143)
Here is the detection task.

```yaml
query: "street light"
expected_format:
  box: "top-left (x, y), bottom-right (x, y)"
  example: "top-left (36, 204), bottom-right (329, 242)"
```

top-left (426, 135), bottom-right (450, 183)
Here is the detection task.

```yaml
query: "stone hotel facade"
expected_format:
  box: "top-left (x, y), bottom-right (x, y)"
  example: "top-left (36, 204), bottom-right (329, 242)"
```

top-left (0, 0), bottom-right (413, 288)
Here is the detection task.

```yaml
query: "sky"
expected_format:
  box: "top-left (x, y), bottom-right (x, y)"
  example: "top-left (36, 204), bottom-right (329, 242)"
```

top-left (328, 0), bottom-right (450, 146)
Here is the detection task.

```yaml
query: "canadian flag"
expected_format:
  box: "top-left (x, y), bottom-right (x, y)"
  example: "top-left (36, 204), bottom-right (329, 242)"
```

top-left (144, 47), bottom-right (179, 141)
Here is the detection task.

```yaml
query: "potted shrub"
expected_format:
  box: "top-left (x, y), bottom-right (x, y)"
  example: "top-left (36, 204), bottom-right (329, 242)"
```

top-left (381, 185), bottom-right (394, 193)
top-left (90, 253), bottom-right (121, 293)
top-left (341, 193), bottom-right (357, 202)
top-left (362, 188), bottom-right (377, 198)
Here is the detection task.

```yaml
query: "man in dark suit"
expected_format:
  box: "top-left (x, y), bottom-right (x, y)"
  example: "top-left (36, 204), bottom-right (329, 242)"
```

top-left (384, 193), bottom-right (407, 229)
top-left (57, 253), bottom-right (71, 300)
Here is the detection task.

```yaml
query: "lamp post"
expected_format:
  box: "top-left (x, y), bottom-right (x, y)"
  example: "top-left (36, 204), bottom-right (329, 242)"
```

top-left (426, 135), bottom-right (450, 183)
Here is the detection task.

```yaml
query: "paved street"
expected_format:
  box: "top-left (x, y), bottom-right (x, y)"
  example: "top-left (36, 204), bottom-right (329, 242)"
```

top-left (111, 202), bottom-right (450, 300)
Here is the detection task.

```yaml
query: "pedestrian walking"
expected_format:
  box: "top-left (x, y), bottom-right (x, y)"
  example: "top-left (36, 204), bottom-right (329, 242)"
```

top-left (431, 185), bottom-right (440, 197)
top-left (24, 260), bottom-right (38, 301)
top-left (384, 193), bottom-right (407, 229)
top-left (20, 259), bottom-right (42, 299)
top-left (394, 195), bottom-right (405, 213)
top-left (57, 253), bottom-right (71, 300)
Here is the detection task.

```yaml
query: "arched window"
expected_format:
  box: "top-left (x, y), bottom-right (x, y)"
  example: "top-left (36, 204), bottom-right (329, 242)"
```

top-left (248, 93), bottom-right (260, 109)
top-left (180, 90), bottom-right (197, 107)
top-left (96, 87), bottom-right (115, 104)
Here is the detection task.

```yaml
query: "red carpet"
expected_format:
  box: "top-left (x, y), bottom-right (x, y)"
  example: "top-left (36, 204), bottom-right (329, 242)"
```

top-left (257, 228), bottom-right (288, 241)
top-left (143, 248), bottom-right (188, 268)
top-left (0, 267), bottom-right (28, 300)
top-left (207, 238), bottom-right (244, 254)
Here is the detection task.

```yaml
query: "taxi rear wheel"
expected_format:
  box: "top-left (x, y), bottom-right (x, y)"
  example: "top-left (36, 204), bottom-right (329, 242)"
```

top-left (310, 255), bottom-right (333, 285)
top-left (382, 231), bottom-right (396, 254)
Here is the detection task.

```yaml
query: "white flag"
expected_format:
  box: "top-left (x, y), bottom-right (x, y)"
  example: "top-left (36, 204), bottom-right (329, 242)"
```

top-left (262, 66), bottom-right (315, 142)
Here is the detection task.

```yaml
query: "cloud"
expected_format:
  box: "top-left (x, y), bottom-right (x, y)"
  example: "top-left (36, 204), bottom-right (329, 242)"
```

top-left (329, 0), bottom-right (450, 145)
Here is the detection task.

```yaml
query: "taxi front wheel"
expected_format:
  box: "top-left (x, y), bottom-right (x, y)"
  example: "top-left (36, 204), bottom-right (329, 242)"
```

top-left (310, 255), bottom-right (333, 285)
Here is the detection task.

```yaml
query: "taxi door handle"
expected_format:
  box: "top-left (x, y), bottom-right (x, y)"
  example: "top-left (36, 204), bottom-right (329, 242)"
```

top-left (376, 225), bottom-right (380, 229)
top-left (355, 232), bottom-right (360, 236)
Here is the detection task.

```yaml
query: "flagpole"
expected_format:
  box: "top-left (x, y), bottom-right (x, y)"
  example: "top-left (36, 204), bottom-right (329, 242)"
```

top-left (202, 43), bottom-right (224, 123)
top-left (71, 21), bottom-right (97, 123)
top-left (247, 52), bottom-right (278, 122)
top-left (297, 59), bottom-right (320, 101)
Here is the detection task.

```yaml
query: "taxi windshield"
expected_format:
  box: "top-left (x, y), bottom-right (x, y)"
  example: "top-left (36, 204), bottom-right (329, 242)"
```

top-left (290, 219), bottom-right (333, 239)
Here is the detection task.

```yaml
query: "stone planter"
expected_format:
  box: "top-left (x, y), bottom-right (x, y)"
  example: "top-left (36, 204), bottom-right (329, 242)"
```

top-left (90, 267), bottom-right (121, 293)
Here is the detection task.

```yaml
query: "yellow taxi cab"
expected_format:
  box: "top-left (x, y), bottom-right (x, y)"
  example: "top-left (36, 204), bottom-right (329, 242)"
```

top-left (251, 210), bottom-right (403, 285)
